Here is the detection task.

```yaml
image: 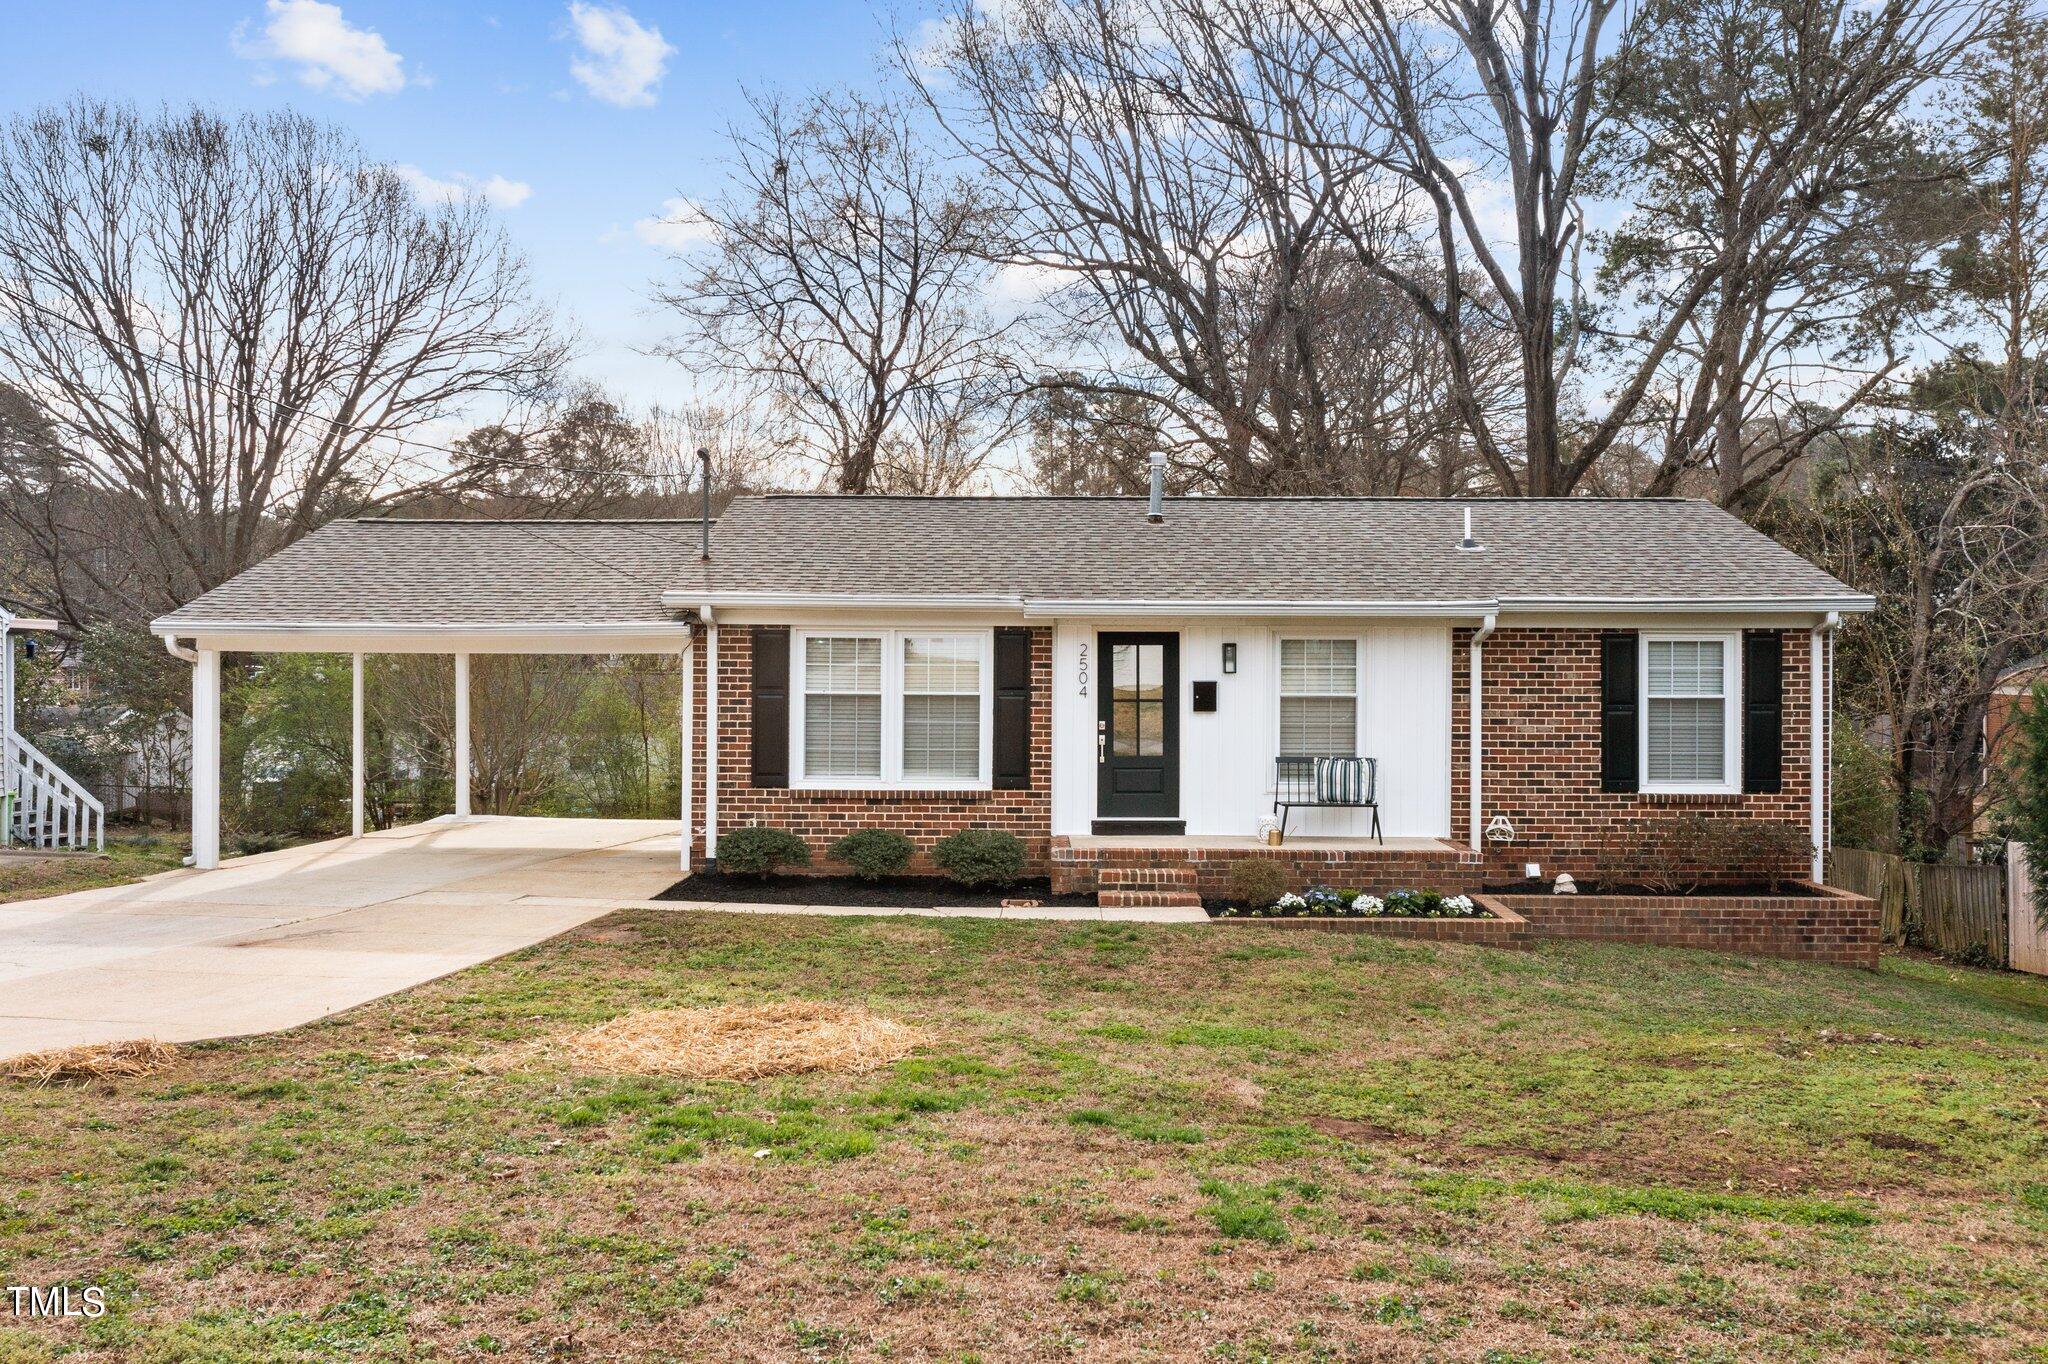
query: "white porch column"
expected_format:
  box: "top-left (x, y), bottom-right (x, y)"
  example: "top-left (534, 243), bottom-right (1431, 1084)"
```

top-left (351, 651), bottom-right (365, 839)
top-left (679, 633), bottom-right (694, 872)
top-left (191, 648), bottom-right (221, 869)
top-left (1810, 623), bottom-right (1827, 883)
top-left (704, 620), bottom-right (719, 858)
top-left (453, 652), bottom-right (471, 819)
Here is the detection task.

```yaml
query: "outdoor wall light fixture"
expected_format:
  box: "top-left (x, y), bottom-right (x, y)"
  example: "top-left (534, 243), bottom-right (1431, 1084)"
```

top-left (1222, 642), bottom-right (1237, 674)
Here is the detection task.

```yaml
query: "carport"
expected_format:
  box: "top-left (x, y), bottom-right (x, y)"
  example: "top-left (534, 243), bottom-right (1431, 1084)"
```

top-left (150, 519), bottom-right (718, 872)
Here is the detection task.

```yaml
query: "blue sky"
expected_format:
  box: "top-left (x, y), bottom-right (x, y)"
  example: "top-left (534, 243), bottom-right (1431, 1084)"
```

top-left (1, 0), bottom-right (917, 410)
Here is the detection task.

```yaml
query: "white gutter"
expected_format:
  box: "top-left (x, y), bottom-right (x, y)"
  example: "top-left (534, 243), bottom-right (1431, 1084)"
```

top-left (1498, 595), bottom-right (1875, 615)
top-left (1469, 612), bottom-right (1496, 852)
top-left (660, 591), bottom-right (1875, 619)
top-left (151, 619), bottom-right (690, 637)
top-left (1812, 611), bottom-right (1841, 882)
top-left (162, 635), bottom-right (200, 663)
top-left (1021, 599), bottom-right (1499, 619)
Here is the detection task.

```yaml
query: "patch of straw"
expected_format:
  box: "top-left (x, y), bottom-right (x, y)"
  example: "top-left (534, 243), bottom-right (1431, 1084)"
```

top-left (556, 1001), bottom-right (926, 1080)
top-left (4, 1038), bottom-right (181, 1086)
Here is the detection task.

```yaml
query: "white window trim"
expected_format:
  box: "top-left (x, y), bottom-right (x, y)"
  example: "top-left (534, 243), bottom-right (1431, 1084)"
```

top-left (1639, 631), bottom-right (1743, 795)
top-left (790, 628), bottom-right (994, 791)
top-left (1273, 634), bottom-right (1364, 758)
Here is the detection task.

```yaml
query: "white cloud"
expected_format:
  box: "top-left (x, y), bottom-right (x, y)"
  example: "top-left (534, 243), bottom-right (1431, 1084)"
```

top-left (565, 3), bottom-right (674, 108)
top-left (232, 0), bottom-right (406, 100)
top-left (633, 196), bottom-right (717, 251)
top-left (395, 165), bottom-right (533, 210)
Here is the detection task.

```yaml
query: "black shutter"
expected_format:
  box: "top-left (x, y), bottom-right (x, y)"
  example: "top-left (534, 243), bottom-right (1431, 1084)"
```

top-left (1600, 631), bottom-right (1639, 793)
top-left (992, 627), bottom-right (1032, 790)
top-left (1742, 629), bottom-right (1784, 794)
top-left (750, 626), bottom-right (790, 788)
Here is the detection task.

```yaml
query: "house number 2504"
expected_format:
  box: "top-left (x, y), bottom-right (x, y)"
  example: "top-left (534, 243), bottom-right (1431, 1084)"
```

top-left (1076, 643), bottom-right (1089, 697)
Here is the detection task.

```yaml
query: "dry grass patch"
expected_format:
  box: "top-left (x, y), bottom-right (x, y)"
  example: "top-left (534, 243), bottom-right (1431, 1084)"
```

top-left (555, 1000), bottom-right (926, 1080)
top-left (3, 1037), bottom-right (180, 1085)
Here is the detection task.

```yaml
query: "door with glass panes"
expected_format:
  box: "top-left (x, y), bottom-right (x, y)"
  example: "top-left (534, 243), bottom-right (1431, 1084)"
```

top-left (1095, 632), bottom-right (1179, 822)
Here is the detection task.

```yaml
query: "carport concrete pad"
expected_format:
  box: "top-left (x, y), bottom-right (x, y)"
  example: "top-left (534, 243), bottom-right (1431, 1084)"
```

top-left (0, 816), bottom-right (679, 1059)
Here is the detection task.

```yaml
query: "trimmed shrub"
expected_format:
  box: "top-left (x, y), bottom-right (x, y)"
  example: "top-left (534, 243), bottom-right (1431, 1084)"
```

top-left (1226, 858), bottom-right (1289, 908)
top-left (828, 829), bottom-right (914, 881)
top-left (715, 826), bottom-right (811, 877)
top-left (931, 829), bottom-right (1027, 888)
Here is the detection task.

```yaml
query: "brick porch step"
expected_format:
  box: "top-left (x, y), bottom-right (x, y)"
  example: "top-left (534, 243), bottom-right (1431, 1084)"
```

top-left (1098, 888), bottom-right (1206, 909)
top-left (1098, 866), bottom-right (1198, 889)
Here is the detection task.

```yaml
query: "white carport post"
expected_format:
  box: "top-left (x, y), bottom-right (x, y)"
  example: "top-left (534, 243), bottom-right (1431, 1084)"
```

top-left (191, 648), bottom-right (221, 870)
top-left (351, 651), bottom-right (365, 839)
top-left (453, 652), bottom-right (471, 819)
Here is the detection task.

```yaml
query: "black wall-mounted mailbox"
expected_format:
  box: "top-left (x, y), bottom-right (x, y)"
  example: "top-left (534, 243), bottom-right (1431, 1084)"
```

top-left (1192, 680), bottom-right (1218, 712)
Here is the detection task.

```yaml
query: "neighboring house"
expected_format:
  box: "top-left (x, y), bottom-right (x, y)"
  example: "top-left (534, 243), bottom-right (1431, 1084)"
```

top-left (1982, 655), bottom-right (2048, 831)
top-left (150, 485), bottom-right (1873, 895)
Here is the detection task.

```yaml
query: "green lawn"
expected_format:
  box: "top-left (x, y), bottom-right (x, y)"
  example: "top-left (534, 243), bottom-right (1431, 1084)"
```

top-left (0, 835), bottom-right (188, 904)
top-left (2, 914), bottom-right (2045, 1361)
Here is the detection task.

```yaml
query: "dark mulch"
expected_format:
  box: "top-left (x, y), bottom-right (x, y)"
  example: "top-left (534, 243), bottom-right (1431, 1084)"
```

top-left (655, 869), bottom-right (1098, 909)
top-left (1483, 879), bottom-right (1824, 897)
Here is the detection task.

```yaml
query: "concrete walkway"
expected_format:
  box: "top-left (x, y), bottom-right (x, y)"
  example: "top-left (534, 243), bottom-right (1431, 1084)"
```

top-left (0, 816), bottom-right (682, 1059)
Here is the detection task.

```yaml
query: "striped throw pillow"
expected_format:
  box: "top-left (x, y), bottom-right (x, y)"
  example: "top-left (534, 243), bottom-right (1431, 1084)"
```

top-left (1313, 756), bottom-right (1366, 804)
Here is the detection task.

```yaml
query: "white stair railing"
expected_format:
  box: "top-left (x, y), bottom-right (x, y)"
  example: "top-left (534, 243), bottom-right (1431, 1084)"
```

top-left (5, 732), bottom-right (104, 852)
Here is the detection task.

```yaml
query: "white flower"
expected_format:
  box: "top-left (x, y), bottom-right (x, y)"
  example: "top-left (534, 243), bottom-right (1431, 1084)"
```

top-left (1352, 895), bottom-right (1385, 915)
top-left (1274, 892), bottom-right (1308, 911)
top-left (1443, 894), bottom-right (1475, 914)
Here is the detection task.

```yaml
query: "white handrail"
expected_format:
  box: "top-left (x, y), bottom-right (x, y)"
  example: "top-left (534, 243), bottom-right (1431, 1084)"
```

top-left (5, 731), bottom-right (104, 852)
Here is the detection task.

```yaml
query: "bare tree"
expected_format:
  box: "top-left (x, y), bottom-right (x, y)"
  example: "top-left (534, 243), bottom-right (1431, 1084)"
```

top-left (0, 99), bottom-right (566, 624)
top-left (913, 0), bottom-right (1513, 493)
top-left (1591, 0), bottom-right (1972, 508)
top-left (654, 90), bottom-right (1018, 494)
top-left (1214, 0), bottom-right (1983, 495)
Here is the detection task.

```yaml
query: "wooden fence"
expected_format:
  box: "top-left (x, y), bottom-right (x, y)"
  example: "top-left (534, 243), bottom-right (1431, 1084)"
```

top-left (1827, 848), bottom-right (2008, 966)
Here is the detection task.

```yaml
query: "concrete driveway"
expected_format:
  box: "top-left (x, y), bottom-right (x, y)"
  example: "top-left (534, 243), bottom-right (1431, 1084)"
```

top-left (0, 816), bottom-right (682, 1059)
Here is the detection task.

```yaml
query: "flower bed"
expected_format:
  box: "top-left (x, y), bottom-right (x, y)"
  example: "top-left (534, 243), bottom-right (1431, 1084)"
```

top-left (1213, 885), bottom-right (1493, 920)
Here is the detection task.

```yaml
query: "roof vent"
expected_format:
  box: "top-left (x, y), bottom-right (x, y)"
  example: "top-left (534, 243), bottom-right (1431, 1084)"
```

top-left (1457, 506), bottom-right (1484, 552)
top-left (1146, 452), bottom-right (1166, 523)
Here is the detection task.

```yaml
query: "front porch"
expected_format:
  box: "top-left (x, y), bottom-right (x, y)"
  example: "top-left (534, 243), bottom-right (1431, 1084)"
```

top-left (1049, 832), bottom-right (1490, 901)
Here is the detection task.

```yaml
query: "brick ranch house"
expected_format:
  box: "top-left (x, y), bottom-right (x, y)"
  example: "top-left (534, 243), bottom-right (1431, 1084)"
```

top-left (153, 490), bottom-right (1879, 964)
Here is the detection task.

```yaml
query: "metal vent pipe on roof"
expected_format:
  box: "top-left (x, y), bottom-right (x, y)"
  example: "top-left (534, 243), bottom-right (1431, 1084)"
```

top-left (1458, 506), bottom-right (1483, 552)
top-left (1146, 452), bottom-right (1166, 523)
top-left (698, 448), bottom-right (712, 562)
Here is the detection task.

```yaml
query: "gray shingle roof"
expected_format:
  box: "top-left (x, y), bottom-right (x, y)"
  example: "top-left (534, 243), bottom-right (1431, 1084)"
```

top-left (155, 519), bottom-right (702, 628)
top-left (154, 497), bottom-right (1867, 632)
top-left (678, 496), bottom-right (1864, 607)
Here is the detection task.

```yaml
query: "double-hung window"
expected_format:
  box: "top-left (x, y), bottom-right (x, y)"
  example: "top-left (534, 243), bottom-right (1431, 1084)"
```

top-left (801, 636), bottom-right (884, 781)
top-left (902, 636), bottom-right (982, 783)
top-left (1641, 634), bottom-right (1740, 793)
top-left (794, 630), bottom-right (991, 787)
top-left (1279, 638), bottom-right (1358, 756)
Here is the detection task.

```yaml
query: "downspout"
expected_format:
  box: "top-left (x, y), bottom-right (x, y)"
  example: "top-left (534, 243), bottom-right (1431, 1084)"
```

top-left (162, 635), bottom-right (200, 664)
top-left (1811, 611), bottom-right (1840, 883)
top-left (678, 626), bottom-right (696, 874)
top-left (1469, 612), bottom-right (1496, 852)
top-left (702, 604), bottom-right (719, 860)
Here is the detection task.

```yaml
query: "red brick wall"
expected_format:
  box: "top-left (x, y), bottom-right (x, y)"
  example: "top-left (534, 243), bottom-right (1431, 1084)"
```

top-left (1452, 627), bottom-right (1821, 886)
top-left (1500, 887), bottom-right (1878, 969)
top-left (1050, 835), bottom-right (1488, 897)
top-left (693, 626), bottom-right (1054, 874)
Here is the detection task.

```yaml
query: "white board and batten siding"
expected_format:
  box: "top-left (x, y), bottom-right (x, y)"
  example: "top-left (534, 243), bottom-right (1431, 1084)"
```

top-left (1050, 620), bottom-right (1452, 839)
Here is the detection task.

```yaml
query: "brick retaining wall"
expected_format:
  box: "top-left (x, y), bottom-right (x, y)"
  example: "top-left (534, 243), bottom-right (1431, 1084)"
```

top-left (1050, 836), bottom-right (1489, 897)
top-left (1498, 883), bottom-right (1878, 968)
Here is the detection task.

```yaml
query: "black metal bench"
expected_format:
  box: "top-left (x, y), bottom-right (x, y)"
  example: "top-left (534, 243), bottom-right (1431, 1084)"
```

top-left (1273, 755), bottom-right (1382, 844)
